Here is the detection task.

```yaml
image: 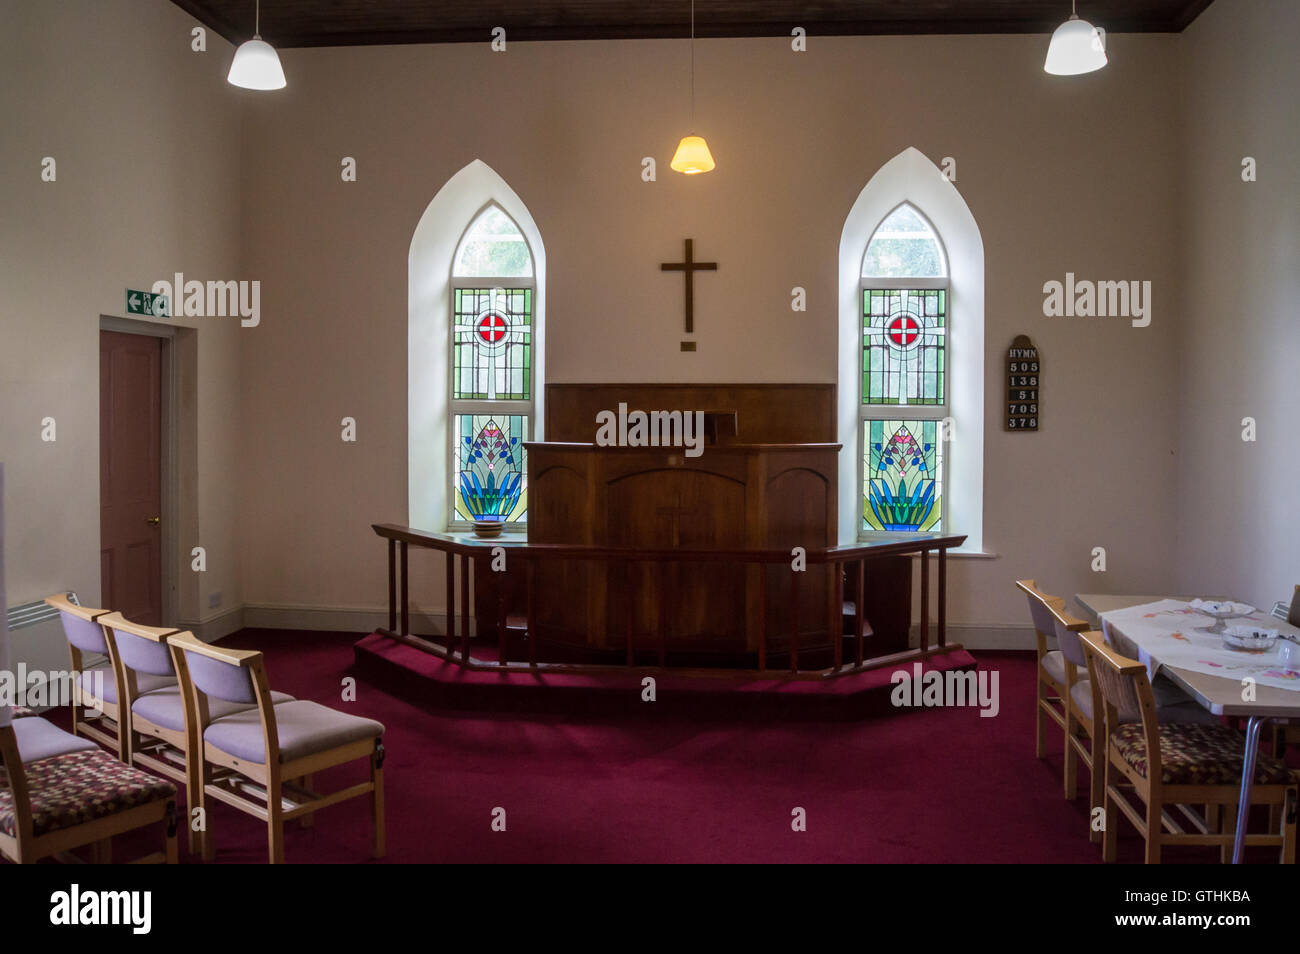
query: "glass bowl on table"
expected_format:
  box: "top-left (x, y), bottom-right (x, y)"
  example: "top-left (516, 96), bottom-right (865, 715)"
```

top-left (1189, 598), bottom-right (1254, 635)
top-left (1221, 624), bottom-right (1279, 653)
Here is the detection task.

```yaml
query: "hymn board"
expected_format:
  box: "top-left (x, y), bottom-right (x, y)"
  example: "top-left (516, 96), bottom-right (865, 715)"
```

top-left (1006, 335), bottom-right (1040, 431)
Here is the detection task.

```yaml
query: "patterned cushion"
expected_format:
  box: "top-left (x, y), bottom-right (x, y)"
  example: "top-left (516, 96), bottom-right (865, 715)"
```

top-left (0, 749), bottom-right (175, 838)
top-left (12, 707), bottom-right (36, 719)
top-left (1111, 722), bottom-right (1297, 786)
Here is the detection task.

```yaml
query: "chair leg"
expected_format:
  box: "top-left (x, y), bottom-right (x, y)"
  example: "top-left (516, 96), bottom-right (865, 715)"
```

top-left (1145, 798), bottom-right (1162, 864)
top-left (1063, 712), bottom-right (1079, 800)
top-left (1102, 785), bottom-right (1118, 862)
top-left (1281, 788), bottom-right (1297, 865)
top-left (1220, 804), bottom-right (1236, 864)
top-left (268, 778), bottom-right (285, 864)
top-left (371, 745), bottom-right (386, 859)
top-left (165, 800), bottom-right (178, 864)
top-left (1035, 680), bottom-right (1047, 759)
top-left (198, 763), bottom-right (216, 863)
top-left (90, 837), bottom-right (111, 864)
top-left (299, 774), bottom-right (315, 829)
top-left (1088, 739), bottom-right (1104, 843)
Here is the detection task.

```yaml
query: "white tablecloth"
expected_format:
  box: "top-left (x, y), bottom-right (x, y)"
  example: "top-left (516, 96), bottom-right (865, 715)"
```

top-left (1100, 599), bottom-right (1300, 692)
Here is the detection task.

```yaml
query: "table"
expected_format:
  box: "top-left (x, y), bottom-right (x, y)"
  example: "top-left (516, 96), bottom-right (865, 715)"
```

top-left (1076, 594), bottom-right (1300, 864)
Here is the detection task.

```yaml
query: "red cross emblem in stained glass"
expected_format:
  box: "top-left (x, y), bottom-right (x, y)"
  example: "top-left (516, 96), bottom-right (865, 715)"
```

top-left (477, 312), bottom-right (507, 343)
top-left (887, 314), bottom-right (920, 346)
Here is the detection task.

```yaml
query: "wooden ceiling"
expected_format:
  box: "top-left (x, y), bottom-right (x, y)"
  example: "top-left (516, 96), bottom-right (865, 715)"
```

top-left (172, 1), bottom-right (1216, 47)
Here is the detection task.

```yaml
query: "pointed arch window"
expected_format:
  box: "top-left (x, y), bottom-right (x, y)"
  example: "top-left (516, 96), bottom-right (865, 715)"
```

top-left (449, 204), bottom-right (534, 527)
top-left (860, 203), bottom-right (949, 534)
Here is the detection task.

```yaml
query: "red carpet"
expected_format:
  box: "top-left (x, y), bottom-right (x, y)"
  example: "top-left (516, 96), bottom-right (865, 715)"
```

top-left (58, 630), bottom-right (1292, 863)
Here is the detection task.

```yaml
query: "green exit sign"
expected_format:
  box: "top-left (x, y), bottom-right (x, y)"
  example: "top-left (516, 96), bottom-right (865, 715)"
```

top-left (126, 289), bottom-right (169, 317)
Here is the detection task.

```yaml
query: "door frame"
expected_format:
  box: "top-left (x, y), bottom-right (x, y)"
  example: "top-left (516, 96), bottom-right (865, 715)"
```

top-left (99, 316), bottom-right (178, 627)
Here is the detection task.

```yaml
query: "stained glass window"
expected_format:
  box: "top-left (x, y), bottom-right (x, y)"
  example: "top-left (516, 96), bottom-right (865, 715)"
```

top-left (449, 203), bottom-right (535, 528)
top-left (860, 202), bottom-right (949, 537)
top-left (452, 286), bottom-right (532, 401)
top-left (862, 288), bottom-right (946, 405)
top-left (453, 414), bottom-right (529, 524)
top-left (453, 206), bottom-right (534, 277)
top-left (863, 420), bottom-right (943, 532)
top-left (862, 204), bottom-right (946, 278)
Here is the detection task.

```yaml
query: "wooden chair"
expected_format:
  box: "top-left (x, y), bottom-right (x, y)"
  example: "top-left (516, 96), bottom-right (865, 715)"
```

top-left (1015, 580), bottom-right (1090, 780)
top-left (1080, 631), bottom-right (1297, 864)
top-left (44, 593), bottom-right (178, 759)
top-left (99, 613), bottom-right (294, 854)
top-left (0, 719), bottom-right (177, 864)
top-left (170, 632), bottom-right (386, 864)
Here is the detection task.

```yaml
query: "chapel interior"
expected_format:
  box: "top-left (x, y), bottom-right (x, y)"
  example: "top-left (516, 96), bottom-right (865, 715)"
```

top-left (1, 0), bottom-right (1298, 869)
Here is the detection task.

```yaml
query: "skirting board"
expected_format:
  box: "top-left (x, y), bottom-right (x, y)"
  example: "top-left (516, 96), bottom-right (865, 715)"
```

top-left (910, 622), bottom-right (1037, 651)
top-left (240, 603), bottom-right (459, 638)
top-left (175, 606), bottom-right (247, 643)
top-left (241, 605), bottom-right (1034, 650)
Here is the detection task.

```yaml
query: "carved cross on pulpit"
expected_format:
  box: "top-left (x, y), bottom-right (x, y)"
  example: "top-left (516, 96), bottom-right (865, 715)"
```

top-left (660, 238), bottom-right (717, 334)
top-left (655, 491), bottom-right (698, 548)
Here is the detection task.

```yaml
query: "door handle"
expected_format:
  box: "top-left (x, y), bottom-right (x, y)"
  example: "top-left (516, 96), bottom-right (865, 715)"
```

top-left (146, 517), bottom-right (161, 525)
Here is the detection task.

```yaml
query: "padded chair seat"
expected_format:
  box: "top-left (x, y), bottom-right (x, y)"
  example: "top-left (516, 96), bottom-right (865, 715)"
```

top-left (0, 748), bottom-right (175, 838)
top-left (205, 700), bottom-right (384, 764)
top-left (132, 687), bottom-right (295, 733)
top-left (1040, 650), bottom-right (1083, 687)
top-left (12, 717), bottom-right (98, 763)
top-left (12, 707), bottom-right (36, 719)
top-left (1111, 722), bottom-right (1296, 786)
top-left (77, 670), bottom-right (175, 706)
top-left (1069, 681), bottom-right (1220, 726)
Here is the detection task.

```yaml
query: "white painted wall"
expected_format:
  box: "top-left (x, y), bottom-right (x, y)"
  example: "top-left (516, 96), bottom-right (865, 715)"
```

top-left (1176, 0), bottom-right (1300, 610)
top-left (0, 0), bottom-right (244, 674)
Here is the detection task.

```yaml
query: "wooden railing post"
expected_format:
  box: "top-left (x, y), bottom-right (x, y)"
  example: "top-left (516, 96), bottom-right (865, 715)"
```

top-left (399, 541), bottom-right (409, 637)
top-left (937, 547), bottom-right (947, 648)
top-left (757, 561), bottom-right (767, 672)
top-left (831, 560), bottom-right (843, 671)
top-left (526, 557), bottom-right (537, 667)
top-left (459, 552), bottom-right (470, 664)
top-left (855, 559), bottom-right (865, 668)
top-left (445, 552), bottom-right (455, 650)
top-left (919, 548), bottom-right (929, 652)
top-left (496, 563), bottom-right (509, 667)
top-left (657, 561), bottom-right (668, 668)
top-left (386, 539), bottom-right (396, 633)
top-left (790, 568), bottom-right (800, 674)
top-left (624, 560), bottom-right (635, 667)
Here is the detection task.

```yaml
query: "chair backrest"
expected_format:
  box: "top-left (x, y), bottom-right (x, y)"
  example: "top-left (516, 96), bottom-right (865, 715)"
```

top-left (44, 594), bottom-right (109, 656)
top-left (1047, 602), bottom-right (1089, 668)
top-left (170, 632), bottom-right (260, 705)
top-left (0, 725), bottom-right (34, 845)
top-left (1290, 585), bottom-right (1300, 628)
top-left (97, 613), bottom-right (179, 678)
top-left (1015, 579), bottom-right (1062, 637)
top-left (1078, 631), bottom-right (1155, 737)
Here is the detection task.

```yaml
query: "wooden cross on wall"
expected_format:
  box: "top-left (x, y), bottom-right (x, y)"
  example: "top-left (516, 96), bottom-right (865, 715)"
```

top-left (660, 238), bottom-right (717, 334)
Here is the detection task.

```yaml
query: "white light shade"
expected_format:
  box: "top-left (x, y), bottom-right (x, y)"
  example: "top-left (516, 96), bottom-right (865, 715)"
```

top-left (670, 135), bottom-right (715, 175)
top-left (227, 37), bottom-right (286, 90)
top-left (1044, 15), bottom-right (1107, 75)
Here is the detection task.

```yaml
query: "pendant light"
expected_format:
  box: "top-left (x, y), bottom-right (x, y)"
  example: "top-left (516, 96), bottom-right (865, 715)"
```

top-left (1044, 1), bottom-right (1107, 75)
top-left (228, 0), bottom-right (287, 90)
top-left (670, 0), bottom-right (715, 175)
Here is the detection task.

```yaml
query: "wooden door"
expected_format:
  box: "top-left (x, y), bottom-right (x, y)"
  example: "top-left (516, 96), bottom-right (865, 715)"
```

top-left (100, 331), bottom-right (163, 625)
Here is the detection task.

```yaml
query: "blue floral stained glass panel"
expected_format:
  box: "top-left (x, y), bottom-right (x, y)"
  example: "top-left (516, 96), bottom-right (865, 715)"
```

top-left (862, 289), bottom-right (946, 405)
top-left (454, 414), bottom-right (529, 523)
top-left (863, 420), bottom-right (942, 532)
